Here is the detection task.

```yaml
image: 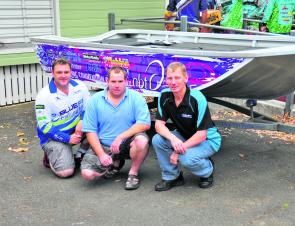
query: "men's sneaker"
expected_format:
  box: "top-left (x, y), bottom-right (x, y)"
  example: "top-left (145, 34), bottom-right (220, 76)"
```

top-left (155, 171), bottom-right (185, 191)
top-left (199, 158), bottom-right (214, 189)
top-left (43, 152), bottom-right (50, 168)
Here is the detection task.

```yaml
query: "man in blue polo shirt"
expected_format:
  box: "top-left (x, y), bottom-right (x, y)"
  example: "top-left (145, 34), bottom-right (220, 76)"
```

top-left (152, 62), bottom-right (221, 191)
top-left (81, 66), bottom-right (151, 190)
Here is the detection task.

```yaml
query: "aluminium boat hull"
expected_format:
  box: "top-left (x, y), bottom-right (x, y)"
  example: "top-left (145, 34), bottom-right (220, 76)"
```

top-left (31, 29), bottom-right (295, 99)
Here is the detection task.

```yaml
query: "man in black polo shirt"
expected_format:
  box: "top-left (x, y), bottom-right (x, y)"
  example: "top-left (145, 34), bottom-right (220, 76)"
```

top-left (152, 62), bottom-right (221, 191)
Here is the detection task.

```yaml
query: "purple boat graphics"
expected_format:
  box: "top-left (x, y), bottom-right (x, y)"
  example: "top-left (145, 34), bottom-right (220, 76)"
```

top-left (31, 29), bottom-right (295, 99)
top-left (36, 43), bottom-right (246, 96)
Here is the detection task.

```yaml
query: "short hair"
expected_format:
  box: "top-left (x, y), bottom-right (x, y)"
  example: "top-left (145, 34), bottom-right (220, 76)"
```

top-left (108, 66), bottom-right (127, 79)
top-left (166, 62), bottom-right (187, 76)
top-left (52, 58), bottom-right (71, 72)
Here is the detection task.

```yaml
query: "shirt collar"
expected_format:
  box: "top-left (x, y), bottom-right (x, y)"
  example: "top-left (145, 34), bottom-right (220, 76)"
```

top-left (168, 86), bottom-right (190, 106)
top-left (49, 78), bottom-right (78, 93)
top-left (102, 87), bottom-right (129, 99)
top-left (181, 86), bottom-right (191, 106)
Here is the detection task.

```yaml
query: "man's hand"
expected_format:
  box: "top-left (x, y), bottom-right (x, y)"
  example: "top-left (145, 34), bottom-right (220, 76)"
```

top-left (170, 135), bottom-right (186, 154)
top-left (99, 152), bottom-right (113, 167)
top-left (69, 133), bottom-right (82, 144)
top-left (164, 10), bottom-right (174, 20)
top-left (170, 152), bottom-right (179, 165)
top-left (110, 136), bottom-right (124, 154)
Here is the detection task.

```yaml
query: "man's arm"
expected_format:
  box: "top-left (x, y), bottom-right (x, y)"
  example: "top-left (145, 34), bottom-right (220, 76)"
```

top-left (200, 0), bottom-right (208, 31)
top-left (82, 93), bottom-right (112, 166)
top-left (80, 82), bottom-right (91, 120)
top-left (75, 120), bottom-right (83, 136)
top-left (111, 123), bottom-right (150, 153)
top-left (155, 120), bottom-right (207, 153)
top-left (155, 119), bottom-right (175, 141)
top-left (117, 123), bottom-right (150, 140)
top-left (75, 81), bottom-right (91, 136)
top-left (73, 83), bottom-right (91, 142)
top-left (110, 92), bottom-right (151, 153)
top-left (155, 119), bottom-right (186, 154)
top-left (183, 129), bottom-right (207, 149)
top-left (86, 132), bottom-right (112, 166)
top-left (35, 98), bottom-right (72, 144)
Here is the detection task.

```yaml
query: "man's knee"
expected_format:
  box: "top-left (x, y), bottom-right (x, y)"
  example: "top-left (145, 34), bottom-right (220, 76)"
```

top-left (130, 135), bottom-right (149, 159)
top-left (132, 135), bottom-right (149, 150)
top-left (81, 169), bottom-right (103, 181)
top-left (81, 169), bottom-right (96, 181)
top-left (54, 168), bottom-right (74, 178)
top-left (181, 157), bottom-right (203, 169)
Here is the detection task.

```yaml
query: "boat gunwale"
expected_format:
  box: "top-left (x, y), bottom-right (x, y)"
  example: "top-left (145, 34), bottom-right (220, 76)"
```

top-left (30, 29), bottom-right (295, 58)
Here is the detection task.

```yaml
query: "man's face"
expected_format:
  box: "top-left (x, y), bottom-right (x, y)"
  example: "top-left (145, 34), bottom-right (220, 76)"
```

top-left (166, 67), bottom-right (188, 94)
top-left (107, 71), bottom-right (127, 97)
top-left (52, 64), bottom-right (71, 89)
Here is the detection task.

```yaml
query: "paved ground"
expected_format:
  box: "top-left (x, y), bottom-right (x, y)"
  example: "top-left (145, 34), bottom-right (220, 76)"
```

top-left (0, 102), bottom-right (294, 226)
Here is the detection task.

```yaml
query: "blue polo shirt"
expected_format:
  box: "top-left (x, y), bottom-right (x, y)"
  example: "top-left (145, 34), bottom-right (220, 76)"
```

top-left (82, 88), bottom-right (151, 146)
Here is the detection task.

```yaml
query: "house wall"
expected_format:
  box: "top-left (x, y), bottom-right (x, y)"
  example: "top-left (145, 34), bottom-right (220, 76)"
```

top-left (0, 0), bottom-right (165, 66)
top-left (60, 0), bottom-right (165, 37)
top-left (0, 0), bottom-right (165, 106)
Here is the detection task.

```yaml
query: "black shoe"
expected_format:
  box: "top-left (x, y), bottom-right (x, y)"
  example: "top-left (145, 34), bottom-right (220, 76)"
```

top-left (199, 158), bottom-right (214, 189)
top-left (155, 172), bottom-right (185, 191)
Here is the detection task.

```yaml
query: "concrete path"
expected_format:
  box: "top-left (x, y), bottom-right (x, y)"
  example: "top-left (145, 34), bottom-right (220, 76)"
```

top-left (0, 102), bottom-right (294, 226)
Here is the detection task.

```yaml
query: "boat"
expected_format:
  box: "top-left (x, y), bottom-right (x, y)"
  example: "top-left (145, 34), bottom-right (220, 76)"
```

top-left (31, 29), bottom-right (295, 99)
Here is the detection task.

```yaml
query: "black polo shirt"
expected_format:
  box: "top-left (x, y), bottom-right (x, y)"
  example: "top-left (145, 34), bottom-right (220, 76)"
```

top-left (156, 87), bottom-right (215, 140)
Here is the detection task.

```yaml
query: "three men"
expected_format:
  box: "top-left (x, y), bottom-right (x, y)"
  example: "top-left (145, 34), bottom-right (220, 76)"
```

top-left (36, 60), bottom-right (221, 190)
top-left (80, 67), bottom-right (150, 190)
top-left (152, 62), bottom-right (222, 191)
top-left (35, 58), bottom-right (90, 178)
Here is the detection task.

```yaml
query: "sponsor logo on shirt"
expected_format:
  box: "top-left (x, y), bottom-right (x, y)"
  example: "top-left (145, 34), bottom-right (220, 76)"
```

top-left (181, 113), bottom-right (192, 118)
top-left (59, 99), bottom-right (84, 116)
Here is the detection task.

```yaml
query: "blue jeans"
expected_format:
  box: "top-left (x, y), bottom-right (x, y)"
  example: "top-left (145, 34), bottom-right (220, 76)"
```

top-left (152, 130), bottom-right (216, 180)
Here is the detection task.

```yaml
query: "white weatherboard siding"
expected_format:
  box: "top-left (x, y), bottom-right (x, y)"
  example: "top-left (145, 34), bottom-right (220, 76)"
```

top-left (0, 0), bottom-right (55, 44)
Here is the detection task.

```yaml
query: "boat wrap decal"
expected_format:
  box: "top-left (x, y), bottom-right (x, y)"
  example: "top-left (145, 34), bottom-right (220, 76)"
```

top-left (36, 43), bottom-right (247, 96)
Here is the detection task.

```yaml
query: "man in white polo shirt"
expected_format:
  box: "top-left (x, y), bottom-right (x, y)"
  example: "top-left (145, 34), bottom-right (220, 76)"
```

top-left (35, 58), bottom-right (90, 178)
